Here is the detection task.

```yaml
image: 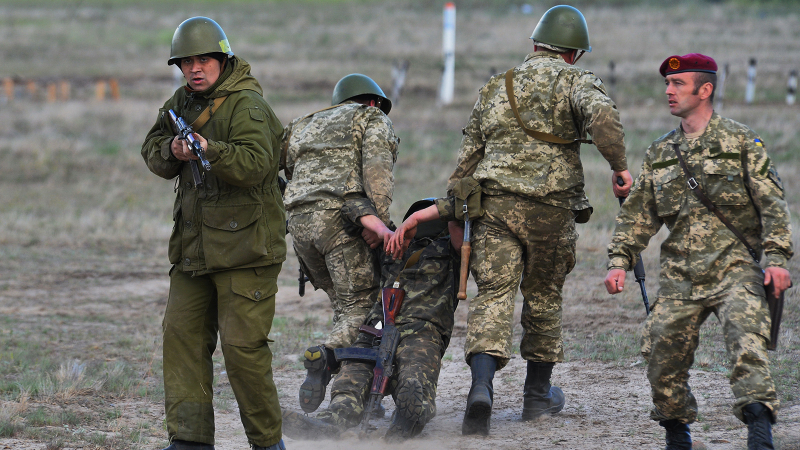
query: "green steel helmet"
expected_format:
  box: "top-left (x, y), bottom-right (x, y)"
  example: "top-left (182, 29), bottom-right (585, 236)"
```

top-left (331, 73), bottom-right (392, 115)
top-left (530, 5), bottom-right (592, 53)
top-left (403, 198), bottom-right (446, 240)
top-left (168, 16), bottom-right (234, 66)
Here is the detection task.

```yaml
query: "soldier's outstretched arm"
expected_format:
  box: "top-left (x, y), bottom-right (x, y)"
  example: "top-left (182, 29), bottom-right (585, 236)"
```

top-left (387, 204), bottom-right (440, 258)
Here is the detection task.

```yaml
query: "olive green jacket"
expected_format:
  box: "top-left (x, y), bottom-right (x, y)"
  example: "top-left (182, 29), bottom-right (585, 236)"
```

top-left (141, 56), bottom-right (286, 274)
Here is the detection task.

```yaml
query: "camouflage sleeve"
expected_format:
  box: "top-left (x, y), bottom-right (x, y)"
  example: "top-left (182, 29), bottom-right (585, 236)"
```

top-left (361, 109), bottom-right (399, 225)
top-left (434, 196), bottom-right (457, 222)
top-left (572, 73), bottom-right (627, 172)
top-left (742, 133), bottom-right (793, 268)
top-left (204, 96), bottom-right (284, 188)
top-left (607, 146), bottom-right (662, 270)
top-left (141, 96), bottom-right (183, 180)
top-left (446, 96), bottom-right (486, 195)
top-left (340, 197), bottom-right (379, 236)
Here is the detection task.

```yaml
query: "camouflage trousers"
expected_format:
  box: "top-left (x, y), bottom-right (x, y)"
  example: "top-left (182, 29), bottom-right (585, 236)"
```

top-left (162, 264), bottom-right (283, 447)
top-left (642, 282), bottom-right (777, 424)
top-left (316, 324), bottom-right (443, 430)
top-left (465, 195), bottom-right (577, 369)
top-left (288, 209), bottom-right (380, 349)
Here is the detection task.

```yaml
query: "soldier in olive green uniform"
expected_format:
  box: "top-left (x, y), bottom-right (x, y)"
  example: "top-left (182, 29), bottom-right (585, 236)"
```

top-left (282, 199), bottom-right (459, 441)
top-left (399, 6), bottom-right (631, 436)
top-left (141, 17), bottom-right (286, 450)
top-left (605, 53), bottom-right (792, 450)
top-left (280, 74), bottom-right (398, 414)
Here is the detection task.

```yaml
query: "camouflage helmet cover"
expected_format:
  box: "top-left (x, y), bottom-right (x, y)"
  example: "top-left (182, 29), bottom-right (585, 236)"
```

top-left (331, 73), bottom-right (392, 115)
top-left (530, 5), bottom-right (592, 53)
top-left (169, 16), bottom-right (234, 66)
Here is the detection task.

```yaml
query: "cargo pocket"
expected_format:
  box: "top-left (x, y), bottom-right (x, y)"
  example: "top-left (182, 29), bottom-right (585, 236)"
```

top-left (741, 283), bottom-right (771, 341)
top-left (653, 165), bottom-right (684, 217)
top-left (703, 158), bottom-right (748, 206)
top-left (221, 266), bottom-right (280, 347)
top-left (201, 203), bottom-right (267, 271)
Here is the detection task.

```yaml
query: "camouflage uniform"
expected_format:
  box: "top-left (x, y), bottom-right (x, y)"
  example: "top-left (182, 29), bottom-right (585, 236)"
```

top-left (281, 102), bottom-right (399, 348)
top-left (141, 57), bottom-right (286, 447)
top-left (313, 233), bottom-right (458, 437)
top-left (607, 112), bottom-right (793, 423)
top-left (444, 50), bottom-right (627, 369)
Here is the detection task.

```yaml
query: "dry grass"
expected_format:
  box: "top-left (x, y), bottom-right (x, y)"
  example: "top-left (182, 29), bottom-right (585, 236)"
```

top-left (0, 0), bottom-right (799, 448)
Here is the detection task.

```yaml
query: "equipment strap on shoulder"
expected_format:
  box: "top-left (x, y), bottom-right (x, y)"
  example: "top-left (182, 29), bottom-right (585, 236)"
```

top-left (504, 69), bottom-right (592, 145)
top-left (392, 248), bottom-right (426, 285)
top-left (190, 95), bottom-right (229, 131)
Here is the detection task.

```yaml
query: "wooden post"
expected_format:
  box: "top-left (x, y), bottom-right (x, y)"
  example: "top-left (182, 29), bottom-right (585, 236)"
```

top-left (745, 58), bottom-right (757, 105)
top-left (787, 70), bottom-right (797, 106)
top-left (390, 60), bottom-right (409, 105)
top-left (108, 78), bottom-right (120, 100)
top-left (438, 2), bottom-right (456, 106)
top-left (47, 82), bottom-right (57, 103)
top-left (717, 63), bottom-right (729, 111)
top-left (608, 60), bottom-right (616, 88)
top-left (95, 80), bottom-right (107, 101)
top-left (3, 78), bottom-right (13, 102)
top-left (58, 80), bottom-right (71, 101)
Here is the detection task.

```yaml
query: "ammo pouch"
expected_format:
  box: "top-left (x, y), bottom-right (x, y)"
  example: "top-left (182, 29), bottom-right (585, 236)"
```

top-left (452, 176), bottom-right (484, 221)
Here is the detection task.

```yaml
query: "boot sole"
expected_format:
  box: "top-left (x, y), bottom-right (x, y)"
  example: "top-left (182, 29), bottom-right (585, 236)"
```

top-left (462, 397), bottom-right (491, 436)
top-left (281, 409), bottom-right (340, 440)
top-left (299, 347), bottom-right (330, 413)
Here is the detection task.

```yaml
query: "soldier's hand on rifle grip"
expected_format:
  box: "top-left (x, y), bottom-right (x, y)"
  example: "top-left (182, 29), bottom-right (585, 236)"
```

top-left (613, 170), bottom-right (633, 198)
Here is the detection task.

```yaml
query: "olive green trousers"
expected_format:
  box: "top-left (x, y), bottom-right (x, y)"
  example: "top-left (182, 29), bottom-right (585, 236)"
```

top-left (163, 264), bottom-right (283, 447)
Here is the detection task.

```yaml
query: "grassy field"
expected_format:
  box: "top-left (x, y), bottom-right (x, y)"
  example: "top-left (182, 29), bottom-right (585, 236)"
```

top-left (0, 1), bottom-right (799, 448)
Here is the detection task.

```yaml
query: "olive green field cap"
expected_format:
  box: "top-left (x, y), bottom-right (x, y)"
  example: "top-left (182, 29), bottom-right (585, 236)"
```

top-left (168, 16), bottom-right (234, 66)
top-left (530, 5), bottom-right (591, 52)
top-left (331, 73), bottom-right (392, 115)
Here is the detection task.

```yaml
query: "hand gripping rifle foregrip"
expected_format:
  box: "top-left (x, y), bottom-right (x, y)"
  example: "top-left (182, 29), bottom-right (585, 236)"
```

top-left (167, 109), bottom-right (212, 188)
top-left (361, 282), bottom-right (405, 432)
top-left (617, 176), bottom-right (650, 315)
top-left (457, 200), bottom-right (471, 300)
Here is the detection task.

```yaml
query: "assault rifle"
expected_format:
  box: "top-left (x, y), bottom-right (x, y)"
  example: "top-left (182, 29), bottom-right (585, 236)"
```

top-left (617, 176), bottom-right (650, 315)
top-left (334, 281), bottom-right (405, 433)
top-left (168, 109), bottom-right (212, 188)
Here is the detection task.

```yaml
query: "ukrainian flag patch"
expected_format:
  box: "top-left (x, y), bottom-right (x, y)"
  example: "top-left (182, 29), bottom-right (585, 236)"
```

top-left (755, 138), bottom-right (764, 147)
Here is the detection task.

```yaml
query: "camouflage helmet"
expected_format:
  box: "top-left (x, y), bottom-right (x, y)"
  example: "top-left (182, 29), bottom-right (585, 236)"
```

top-left (331, 74), bottom-right (392, 115)
top-left (530, 5), bottom-right (592, 53)
top-left (403, 198), bottom-right (447, 240)
top-left (168, 17), bottom-right (234, 66)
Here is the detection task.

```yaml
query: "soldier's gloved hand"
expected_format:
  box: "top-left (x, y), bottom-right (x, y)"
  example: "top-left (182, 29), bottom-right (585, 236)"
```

top-left (764, 266), bottom-right (791, 297)
top-left (612, 170), bottom-right (633, 198)
top-left (604, 269), bottom-right (626, 294)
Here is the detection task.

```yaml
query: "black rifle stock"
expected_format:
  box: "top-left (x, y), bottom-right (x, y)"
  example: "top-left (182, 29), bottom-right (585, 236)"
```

top-left (167, 109), bottom-right (212, 188)
top-left (334, 282), bottom-right (405, 433)
top-left (617, 176), bottom-right (650, 315)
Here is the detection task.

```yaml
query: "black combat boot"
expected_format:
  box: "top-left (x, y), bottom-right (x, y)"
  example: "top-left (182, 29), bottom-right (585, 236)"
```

top-left (660, 419), bottom-right (692, 450)
top-left (521, 361), bottom-right (565, 420)
top-left (161, 440), bottom-right (214, 450)
top-left (252, 439), bottom-right (286, 450)
top-left (743, 403), bottom-right (775, 450)
top-left (462, 353), bottom-right (496, 436)
top-left (385, 377), bottom-right (434, 441)
top-left (299, 345), bottom-right (338, 413)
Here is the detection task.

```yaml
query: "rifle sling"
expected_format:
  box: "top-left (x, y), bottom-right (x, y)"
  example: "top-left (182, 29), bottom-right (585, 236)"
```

top-left (392, 247), bottom-right (425, 285)
top-left (504, 69), bottom-right (592, 145)
top-left (190, 95), bottom-right (229, 131)
top-left (672, 144), bottom-right (760, 263)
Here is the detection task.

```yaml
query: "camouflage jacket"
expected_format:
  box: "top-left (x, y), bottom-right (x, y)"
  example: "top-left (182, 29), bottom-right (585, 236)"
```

top-left (280, 102), bottom-right (399, 225)
top-left (608, 113), bottom-right (793, 300)
top-left (447, 50), bottom-right (627, 210)
top-left (365, 234), bottom-right (459, 352)
top-left (141, 57), bottom-right (287, 274)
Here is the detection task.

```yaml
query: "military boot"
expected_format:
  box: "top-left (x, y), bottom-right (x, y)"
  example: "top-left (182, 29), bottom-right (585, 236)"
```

top-left (660, 419), bottom-right (692, 450)
top-left (161, 440), bottom-right (214, 450)
top-left (461, 353), bottom-right (496, 436)
top-left (522, 361), bottom-right (565, 420)
top-left (299, 345), bottom-right (337, 413)
top-left (385, 378), bottom-right (435, 441)
top-left (252, 439), bottom-right (286, 450)
top-left (281, 409), bottom-right (341, 441)
top-left (743, 403), bottom-right (775, 450)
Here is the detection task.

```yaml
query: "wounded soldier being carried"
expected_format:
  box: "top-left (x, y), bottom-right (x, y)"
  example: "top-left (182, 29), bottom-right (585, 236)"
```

top-left (282, 198), bottom-right (460, 441)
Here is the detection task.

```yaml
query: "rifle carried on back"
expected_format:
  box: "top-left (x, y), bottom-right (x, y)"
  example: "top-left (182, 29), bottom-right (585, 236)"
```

top-left (167, 109), bottom-right (212, 188)
top-left (334, 281), bottom-right (405, 433)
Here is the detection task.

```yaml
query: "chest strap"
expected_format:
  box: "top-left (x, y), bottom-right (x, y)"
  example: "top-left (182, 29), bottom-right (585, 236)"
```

top-left (190, 95), bottom-right (229, 131)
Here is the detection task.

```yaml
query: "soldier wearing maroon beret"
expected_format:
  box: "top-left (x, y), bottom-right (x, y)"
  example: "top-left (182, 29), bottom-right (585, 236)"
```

top-left (605, 53), bottom-right (792, 450)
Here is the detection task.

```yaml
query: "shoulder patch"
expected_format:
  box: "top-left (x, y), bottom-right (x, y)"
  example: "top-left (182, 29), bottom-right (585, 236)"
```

top-left (654, 129), bottom-right (677, 143)
top-left (754, 138), bottom-right (764, 147)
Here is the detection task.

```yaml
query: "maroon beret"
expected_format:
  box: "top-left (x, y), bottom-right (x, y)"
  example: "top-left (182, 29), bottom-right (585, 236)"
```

top-left (659, 53), bottom-right (717, 77)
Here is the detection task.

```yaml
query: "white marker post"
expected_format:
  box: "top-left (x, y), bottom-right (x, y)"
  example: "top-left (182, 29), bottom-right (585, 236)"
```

top-left (787, 70), bottom-right (797, 106)
top-left (745, 58), bottom-right (757, 105)
top-left (439, 2), bottom-right (456, 106)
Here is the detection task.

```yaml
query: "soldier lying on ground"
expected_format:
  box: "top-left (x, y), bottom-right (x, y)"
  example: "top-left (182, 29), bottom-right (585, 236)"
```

top-left (282, 198), bottom-right (459, 441)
